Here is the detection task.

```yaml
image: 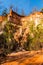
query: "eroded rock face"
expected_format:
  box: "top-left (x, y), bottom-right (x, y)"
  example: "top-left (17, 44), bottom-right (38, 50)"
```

top-left (0, 16), bottom-right (7, 23)
top-left (21, 12), bottom-right (43, 26)
top-left (8, 10), bottom-right (43, 49)
top-left (8, 10), bottom-right (24, 25)
top-left (0, 10), bottom-right (43, 50)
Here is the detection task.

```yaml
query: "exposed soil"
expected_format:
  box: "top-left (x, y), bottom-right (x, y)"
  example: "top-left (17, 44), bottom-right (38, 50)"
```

top-left (0, 50), bottom-right (43, 65)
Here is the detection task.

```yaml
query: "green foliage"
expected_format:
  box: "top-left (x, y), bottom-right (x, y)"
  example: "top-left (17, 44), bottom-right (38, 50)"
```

top-left (0, 11), bottom-right (43, 55)
top-left (0, 21), bottom-right (19, 55)
top-left (41, 8), bottom-right (43, 13)
top-left (24, 19), bottom-right (43, 51)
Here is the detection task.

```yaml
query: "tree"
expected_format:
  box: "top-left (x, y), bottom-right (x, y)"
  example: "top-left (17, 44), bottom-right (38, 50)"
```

top-left (32, 7), bottom-right (37, 13)
top-left (15, 6), bottom-right (18, 13)
top-left (41, 8), bottom-right (43, 13)
top-left (2, 8), bottom-right (7, 16)
top-left (21, 9), bottom-right (25, 16)
top-left (0, 1), bottom-right (3, 15)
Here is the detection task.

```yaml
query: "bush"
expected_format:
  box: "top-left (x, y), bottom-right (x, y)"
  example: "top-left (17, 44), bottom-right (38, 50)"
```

top-left (24, 19), bottom-right (43, 51)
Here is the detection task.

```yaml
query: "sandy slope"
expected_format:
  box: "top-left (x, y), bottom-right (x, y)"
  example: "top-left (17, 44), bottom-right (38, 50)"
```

top-left (1, 50), bottom-right (43, 65)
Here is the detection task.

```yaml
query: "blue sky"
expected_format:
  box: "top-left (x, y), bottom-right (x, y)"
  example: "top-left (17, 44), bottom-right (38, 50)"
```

top-left (0, 0), bottom-right (43, 15)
